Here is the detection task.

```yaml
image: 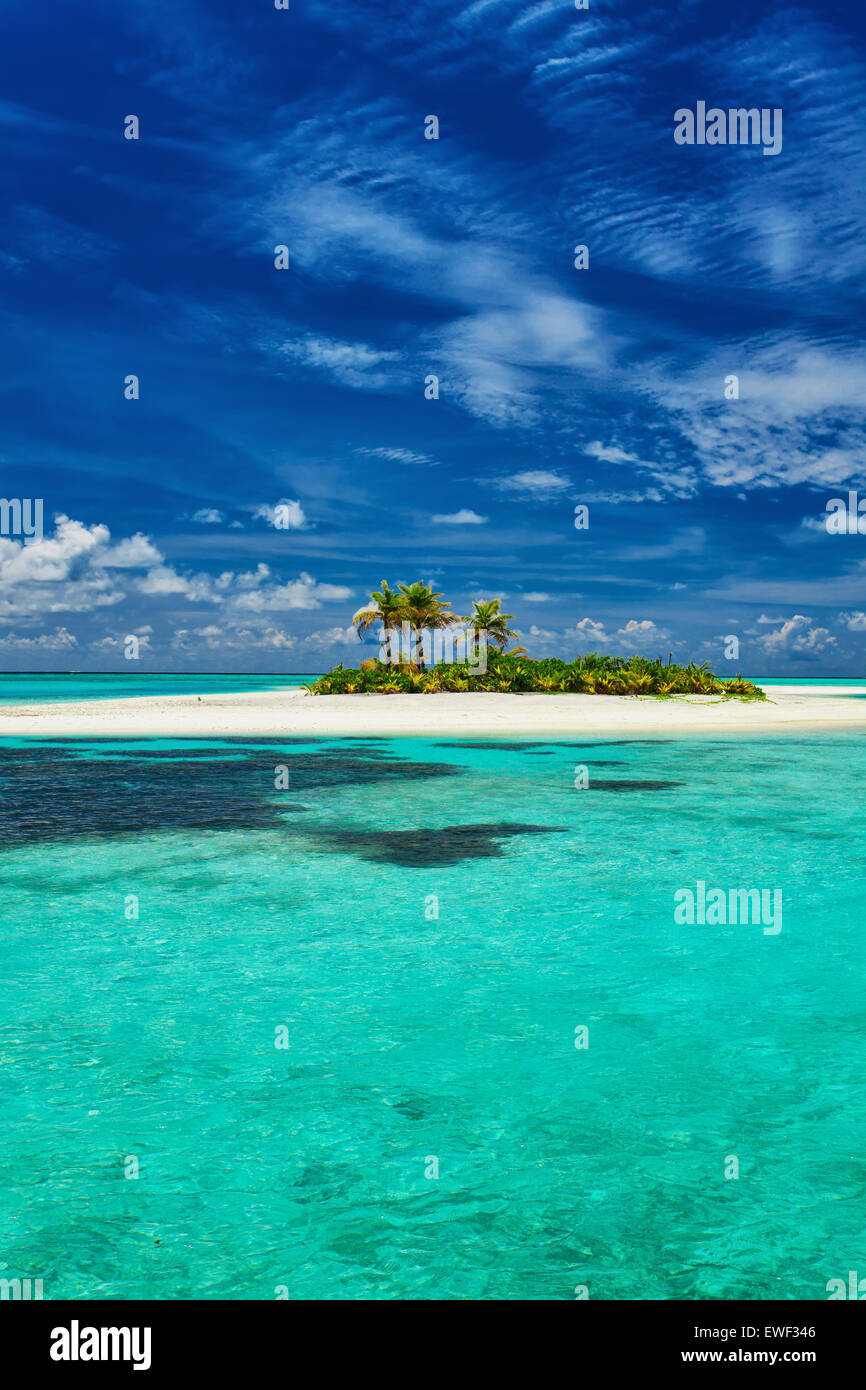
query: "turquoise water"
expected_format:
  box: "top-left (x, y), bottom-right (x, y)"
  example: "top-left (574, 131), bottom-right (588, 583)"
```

top-left (0, 673), bottom-right (320, 705)
top-left (1, 733), bottom-right (865, 1300)
top-left (751, 679), bottom-right (866, 701)
top-left (751, 677), bottom-right (866, 687)
top-left (0, 673), bottom-right (863, 707)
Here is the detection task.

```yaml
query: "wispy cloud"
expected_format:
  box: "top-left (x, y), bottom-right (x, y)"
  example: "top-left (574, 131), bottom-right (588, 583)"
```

top-left (3, 0), bottom-right (863, 672)
top-left (490, 470), bottom-right (572, 501)
top-left (275, 336), bottom-right (401, 391)
top-left (432, 509), bottom-right (487, 525)
top-left (357, 447), bottom-right (437, 467)
top-left (252, 500), bottom-right (308, 531)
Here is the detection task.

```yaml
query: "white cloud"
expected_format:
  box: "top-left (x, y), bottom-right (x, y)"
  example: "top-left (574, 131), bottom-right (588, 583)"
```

top-left (150, 12), bottom-right (865, 488)
top-left (526, 616), bottom-right (672, 657)
top-left (492, 470), bottom-right (571, 501)
top-left (0, 516), bottom-right (352, 643)
top-left (583, 440), bottom-right (697, 500)
top-left (574, 618), bottom-right (608, 644)
top-left (137, 566), bottom-right (189, 597)
top-left (276, 335), bottom-right (400, 390)
top-left (618, 619), bottom-right (660, 640)
top-left (432, 509), bottom-right (487, 525)
top-left (758, 614), bottom-right (836, 655)
top-left (0, 515), bottom-right (107, 583)
top-left (0, 626), bottom-right (78, 650)
top-left (258, 627), bottom-right (298, 649)
top-left (569, 617), bottom-right (670, 653)
top-left (204, 109), bottom-right (615, 428)
top-left (357, 447), bottom-right (436, 467)
top-left (136, 565), bottom-right (216, 602)
top-left (440, 290), bottom-right (607, 427)
top-left (171, 624), bottom-right (298, 652)
top-left (191, 508), bottom-right (225, 524)
top-left (582, 488), bottom-right (664, 505)
top-left (300, 625), bottom-right (359, 648)
top-left (0, 516), bottom-right (122, 622)
top-left (253, 499), bottom-right (307, 530)
top-left (92, 630), bottom-right (153, 653)
top-left (98, 534), bottom-right (164, 568)
top-left (797, 515), bottom-right (829, 535)
top-left (229, 563), bottom-right (270, 590)
top-left (648, 343), bottom-right (866, 492)
top-left (233, 572), bottom-right (351, 613)
top-left (585, 441), bottom-right (639, 465)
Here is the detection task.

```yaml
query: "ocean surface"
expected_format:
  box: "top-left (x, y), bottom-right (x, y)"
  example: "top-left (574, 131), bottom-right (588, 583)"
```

top-left (0, 673), bottom-right (320, 705)
top-left (0, 673), bottom-right (864, 707)
top-left (755, 678), bottom-right (866, 689)
top-left (1, 731), bottom-right (864, 1300)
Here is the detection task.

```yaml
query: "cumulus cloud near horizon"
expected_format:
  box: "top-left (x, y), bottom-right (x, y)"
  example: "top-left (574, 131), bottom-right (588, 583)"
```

top-left (0, 515), bottom-right (353, 659)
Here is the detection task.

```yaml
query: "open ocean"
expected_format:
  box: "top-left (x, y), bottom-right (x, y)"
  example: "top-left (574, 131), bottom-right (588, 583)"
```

top-left (0, 673), bottom-right (864, 707)
top-left (0, 673), bottom-right (320, 705)
top-left (1, 726), bottom-right (865, 1299)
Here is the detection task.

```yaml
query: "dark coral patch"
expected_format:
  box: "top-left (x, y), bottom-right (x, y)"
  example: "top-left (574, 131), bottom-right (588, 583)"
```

top-left (562, 740), bottom-right (674, 748)
top-left (0, 742), bottom-right (460, 849)
top-left (304, 822), bottom-right (567, 867)
top-left (391, 1095), bottom-right (430, 1120)
top-left (588, 779), bottom-right (682, 791)
top-left (435, 740), bottom-right (555, 751)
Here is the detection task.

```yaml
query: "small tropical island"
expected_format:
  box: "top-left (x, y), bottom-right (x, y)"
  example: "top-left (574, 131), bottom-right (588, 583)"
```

top-left (308, 581), bottom-right (766, 699)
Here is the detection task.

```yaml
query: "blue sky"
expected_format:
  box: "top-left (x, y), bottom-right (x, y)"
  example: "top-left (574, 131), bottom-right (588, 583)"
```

top-left (0, 0), bottom-right (864, 673)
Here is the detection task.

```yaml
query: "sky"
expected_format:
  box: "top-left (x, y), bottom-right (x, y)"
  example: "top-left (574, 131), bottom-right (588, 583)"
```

top-left (0, 0), bottom-right (864, 674)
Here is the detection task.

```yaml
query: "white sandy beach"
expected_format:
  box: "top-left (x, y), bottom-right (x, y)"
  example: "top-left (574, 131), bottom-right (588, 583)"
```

top-left (0, 685), bottom-right (865, 738)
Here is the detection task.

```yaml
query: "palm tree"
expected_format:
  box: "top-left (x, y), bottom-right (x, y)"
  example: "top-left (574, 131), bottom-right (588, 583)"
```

top-left (397, 581), bottom-right (457, 667)
top-left (351, 581), bottom-right (407, 663)
top-left (460, 598), bottom-right (521, 653)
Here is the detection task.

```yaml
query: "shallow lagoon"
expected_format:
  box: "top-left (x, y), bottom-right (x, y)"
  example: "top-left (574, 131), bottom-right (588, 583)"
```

top-left (1, 733), bottom-right (863, 1299)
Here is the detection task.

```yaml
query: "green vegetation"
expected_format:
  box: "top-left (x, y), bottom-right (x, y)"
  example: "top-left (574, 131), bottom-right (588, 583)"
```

top-left (310, 581), bottom-right (766, 697)
top-left (351, 581), bottom-right (456, 667)
top-left (459, 599), bottom-right (525, 657)
top-left (309, 651), bottom-right (766, 699)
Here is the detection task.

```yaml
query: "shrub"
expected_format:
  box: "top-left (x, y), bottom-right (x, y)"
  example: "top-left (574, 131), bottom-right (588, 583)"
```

top-left (307, 652), bottom-right (765, 700)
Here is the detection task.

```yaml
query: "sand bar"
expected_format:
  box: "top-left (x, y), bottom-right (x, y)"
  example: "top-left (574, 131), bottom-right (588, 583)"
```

top-left (0, 685), bottom-right (865, 738)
